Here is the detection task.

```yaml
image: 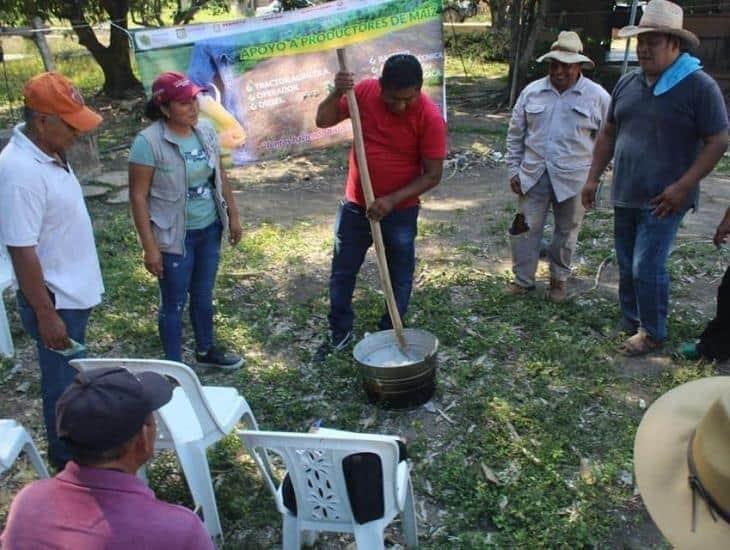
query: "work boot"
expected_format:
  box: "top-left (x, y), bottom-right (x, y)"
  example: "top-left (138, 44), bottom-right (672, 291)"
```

top-left (505, 282), bottom-right (534, 297)
top-left (547, 278), bottom-right (567, 303)
top-left (313, 330), bottom-right (353, 363)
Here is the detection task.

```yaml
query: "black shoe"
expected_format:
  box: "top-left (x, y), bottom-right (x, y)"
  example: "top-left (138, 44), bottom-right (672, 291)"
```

top-left (313, 331), bottom-right (353, 363)
top-left (196, 345), bottom-right (245, 370)
top-left (377, 316), bottom-right (393, 332)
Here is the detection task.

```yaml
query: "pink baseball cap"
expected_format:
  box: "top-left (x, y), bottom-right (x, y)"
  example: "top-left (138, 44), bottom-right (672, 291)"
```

top-left (151, 71), bottom-right (202, 105)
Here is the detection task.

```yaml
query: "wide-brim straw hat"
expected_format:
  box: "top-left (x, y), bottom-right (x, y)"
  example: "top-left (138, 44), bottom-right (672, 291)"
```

top-left (536, 31), bottom-right (594, 69)
top-left (618, 0), bottom-right (700, 49)
top-left (634, 377), bottom-right (730, 549)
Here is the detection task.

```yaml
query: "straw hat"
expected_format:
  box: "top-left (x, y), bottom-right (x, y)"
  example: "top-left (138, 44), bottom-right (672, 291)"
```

top-left (618, 0), bottom-right (700, 49)
top-left (634, 377), bottom-right (730, 549)
top-left (536, 31), bottom-right (594, 69)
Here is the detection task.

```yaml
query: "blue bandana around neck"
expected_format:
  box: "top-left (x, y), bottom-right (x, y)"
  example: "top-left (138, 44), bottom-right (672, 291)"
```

top-left (653, 52), bottom-right (702, 96)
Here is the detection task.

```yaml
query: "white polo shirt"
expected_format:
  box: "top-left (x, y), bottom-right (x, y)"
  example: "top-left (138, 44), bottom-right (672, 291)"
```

top-left (0, 124), bottom-right (103, 310)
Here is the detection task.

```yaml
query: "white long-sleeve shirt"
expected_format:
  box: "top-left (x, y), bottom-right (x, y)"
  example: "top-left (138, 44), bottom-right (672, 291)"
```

top-left (506, 75), bottom-right (610, 202)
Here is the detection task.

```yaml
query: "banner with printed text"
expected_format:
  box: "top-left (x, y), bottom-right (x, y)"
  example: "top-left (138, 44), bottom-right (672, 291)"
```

top-left (132, 0), bottom-right (444, 164)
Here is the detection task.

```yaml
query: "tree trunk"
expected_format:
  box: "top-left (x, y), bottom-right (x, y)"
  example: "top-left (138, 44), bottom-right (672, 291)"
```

top-left (507, 0), bottom-right (550, 106)
top-left (57, 0), bottom-right (143, 98)
top-left (94, 35), bottom-right (144, 98)
top-left (519, 0), bottom-right (548, 76)
top-left (31, 17), bottom-right (55, 71)
top-left (489, 0), bottom-right (509, 29)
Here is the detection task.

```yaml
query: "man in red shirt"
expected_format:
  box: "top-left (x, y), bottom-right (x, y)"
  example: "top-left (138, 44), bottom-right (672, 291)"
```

top-left (314, 54), bottom-right (447, 360)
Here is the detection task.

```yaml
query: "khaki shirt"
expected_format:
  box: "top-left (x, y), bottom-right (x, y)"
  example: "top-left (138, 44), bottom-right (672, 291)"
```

top-left (506, 75), bottom-right (610, 202)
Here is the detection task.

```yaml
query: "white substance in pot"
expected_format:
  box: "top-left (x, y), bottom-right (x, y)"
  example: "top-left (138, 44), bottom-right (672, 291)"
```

top-left (364, 345), bottom-right (425, 367)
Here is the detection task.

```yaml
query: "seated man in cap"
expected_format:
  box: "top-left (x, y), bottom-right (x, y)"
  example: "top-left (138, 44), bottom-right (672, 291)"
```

top-left (1, 368), bottom-right (213, 550)
top-left (506, 31), bottom-right (610, 302)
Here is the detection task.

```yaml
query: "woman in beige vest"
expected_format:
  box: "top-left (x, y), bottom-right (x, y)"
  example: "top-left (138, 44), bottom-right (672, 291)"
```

top-left (128, 71), bottom-right (243, 370)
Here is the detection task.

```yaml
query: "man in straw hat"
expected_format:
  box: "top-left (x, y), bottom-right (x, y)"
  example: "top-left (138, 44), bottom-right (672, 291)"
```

top-left (1, 367), bottom-right (213, 548)
top-left (0, 72), bottom-right (105, 471)
top-left (506, 31), bottom-right (610, 302)
top-left (634, 377), bottom-right (730, 549)
top-left (582, 0), bottom-right (728, 355)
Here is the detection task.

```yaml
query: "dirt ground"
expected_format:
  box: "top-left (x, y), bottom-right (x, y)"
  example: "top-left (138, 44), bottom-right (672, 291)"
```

top-left (2, 92), bottom-right (728, 546)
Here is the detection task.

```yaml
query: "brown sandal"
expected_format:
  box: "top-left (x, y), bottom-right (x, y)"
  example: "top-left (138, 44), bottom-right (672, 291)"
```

top-left (619, 331), bottom-right (662, 357)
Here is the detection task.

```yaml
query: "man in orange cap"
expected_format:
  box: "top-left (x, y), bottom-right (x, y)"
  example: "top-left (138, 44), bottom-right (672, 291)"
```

top-left (0, 72), bottom-right (104, 471)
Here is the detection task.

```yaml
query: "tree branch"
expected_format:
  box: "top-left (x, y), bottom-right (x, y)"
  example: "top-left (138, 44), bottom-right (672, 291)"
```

top-left (57, 2), bottom-right (106, 63)
top-left (174, 0), bottom-right (209, 25)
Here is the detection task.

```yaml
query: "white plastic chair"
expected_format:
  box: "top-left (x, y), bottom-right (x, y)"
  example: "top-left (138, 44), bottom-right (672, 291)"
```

top-left (0, 419), bottom-right (50, 478)
top-left (0, 246), bottom-right (15, 358)
top-left (238, 429), bottom-right (418, 549)
top-left (70, 357), bottom-right (258, 542)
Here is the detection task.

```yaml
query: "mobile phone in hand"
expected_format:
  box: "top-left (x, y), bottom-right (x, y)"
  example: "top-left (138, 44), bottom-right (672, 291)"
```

top-left (51, 338), bottom-right (86, 357)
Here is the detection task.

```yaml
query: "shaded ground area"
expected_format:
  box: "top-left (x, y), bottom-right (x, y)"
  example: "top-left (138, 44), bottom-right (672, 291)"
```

top-left (2, 73), bottom-right (729, 548)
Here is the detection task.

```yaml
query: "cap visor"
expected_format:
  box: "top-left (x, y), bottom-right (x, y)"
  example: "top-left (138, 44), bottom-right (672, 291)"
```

top-left (136, 371), bottom-right (174, 410)
top-left (173, 84), bottom-right (203, 103)
top-left (62, 106), bottom-right (103, 133)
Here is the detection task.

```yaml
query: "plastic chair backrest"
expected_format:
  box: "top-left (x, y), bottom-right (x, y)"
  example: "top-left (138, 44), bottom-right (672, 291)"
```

top-left (0, 246), bottom-right (15, 357)
top-left (70, 358), bottom-right (227, 438)
top-left (239, 430), bottom-right (400, 528)
top-left (0, 246), bottom-right (13, 288)
top-left (0, 419), bottom-right (50, 478)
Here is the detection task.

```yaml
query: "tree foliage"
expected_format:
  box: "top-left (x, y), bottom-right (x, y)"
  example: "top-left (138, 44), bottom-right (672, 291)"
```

top-left (130, 0), bottom-right (230, 27)
top-left (0, 0), bottom-right (331, 97)
top-left (0, 0), bottom-right (232, 97)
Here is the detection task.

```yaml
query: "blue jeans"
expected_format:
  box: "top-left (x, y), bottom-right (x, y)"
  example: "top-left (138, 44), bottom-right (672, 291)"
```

top-left (16, 290), bottom-right (91, 470)
top-left (159, 221), bottom-right (222, 361)
top-left (614, 207), bottom-right (685, 342)
top-left (328, 201), bottom-right (418, 337)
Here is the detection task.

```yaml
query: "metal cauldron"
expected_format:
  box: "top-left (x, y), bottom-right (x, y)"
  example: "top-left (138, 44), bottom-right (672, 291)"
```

top-left (353, 328), bottom-right (439, 409)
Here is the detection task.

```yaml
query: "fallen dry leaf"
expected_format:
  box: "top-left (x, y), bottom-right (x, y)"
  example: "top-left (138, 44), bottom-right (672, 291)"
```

top-left (424, 479), bottom-right (433, 495)
top-left (481, 463), bottom-right (499, 485)
top-left (359, 410), bottom-right (377, 430)
top-left (436, 407), bottom-right (456, 425)
top-left (580, 458), bottom-right (595, 485)
top-left (506, 421), bottom-right (521, 440)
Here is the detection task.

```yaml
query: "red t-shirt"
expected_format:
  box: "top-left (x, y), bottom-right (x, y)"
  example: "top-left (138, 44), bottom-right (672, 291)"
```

top-left (337, 79), bottom-right (447, 209)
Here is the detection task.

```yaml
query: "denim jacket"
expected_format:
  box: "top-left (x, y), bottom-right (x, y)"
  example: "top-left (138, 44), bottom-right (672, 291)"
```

top-left (139, 119), bottom-right (229, 255)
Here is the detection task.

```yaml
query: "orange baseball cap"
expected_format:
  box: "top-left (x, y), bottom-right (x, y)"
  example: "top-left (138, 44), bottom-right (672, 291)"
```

top-left (23, 72), bottom-right (103, 133)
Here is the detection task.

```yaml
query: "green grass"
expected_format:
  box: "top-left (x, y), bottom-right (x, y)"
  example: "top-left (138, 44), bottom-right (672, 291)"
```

top-left (1, 193), bottom-right (713, 547)
top-left (444, 56), bottom-right (509, 80)
top-left (449, 123), bottom-right (508, 138)
top-left (715, 153), bottom-right (730, 175)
